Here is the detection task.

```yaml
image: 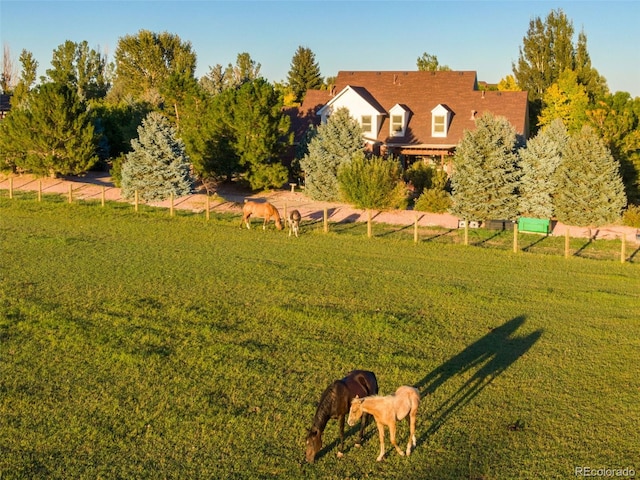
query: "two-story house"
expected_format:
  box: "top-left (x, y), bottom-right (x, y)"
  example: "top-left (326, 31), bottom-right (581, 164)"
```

top-left (293, 70), bottom-right (529, 172)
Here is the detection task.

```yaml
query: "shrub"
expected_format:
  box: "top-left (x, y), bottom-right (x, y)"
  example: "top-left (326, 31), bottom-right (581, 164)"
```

top-left (622, 204), bottom-right (640, 227)
top-left (338, 153), bottom-right (408, 210)
top-left (414, 188), bottom-right (452, 213)
top-left (404, 161), bottom-right (434, 196)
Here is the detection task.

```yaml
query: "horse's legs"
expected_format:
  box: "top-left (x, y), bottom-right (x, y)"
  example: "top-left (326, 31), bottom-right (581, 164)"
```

top-left (375, 420), bottom-right (386, 462)
top-left (388, 420), bottom-right (405, 457)
top-left (406, 412), bottom-right (417, 456)
top-left (407, 403), bottom-right (418, 455)
top-left (355, 412), bottom-right (367, 447)
top-left (241, 213), bottom-right (251, 229)
top-left (337, 415), bottom-right (345, 458)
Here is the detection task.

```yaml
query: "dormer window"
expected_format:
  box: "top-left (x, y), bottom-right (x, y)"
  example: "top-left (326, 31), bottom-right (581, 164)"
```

top-left (431, 104), bottom-right (451, 137)
top-left (389, 104), bottom-right (409, 137)
top-left (361, 115), bottom-right (372, 133)
top-left (391, 115), bottom-right (403, 132)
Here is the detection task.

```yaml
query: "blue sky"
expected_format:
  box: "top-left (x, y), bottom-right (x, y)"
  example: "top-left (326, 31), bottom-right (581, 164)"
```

top-left (2, 0), bottom-right (639, 97)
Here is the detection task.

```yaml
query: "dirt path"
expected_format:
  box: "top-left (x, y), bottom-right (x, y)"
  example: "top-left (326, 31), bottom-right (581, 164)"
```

top-left (1, 172), bottom-right (638, 243)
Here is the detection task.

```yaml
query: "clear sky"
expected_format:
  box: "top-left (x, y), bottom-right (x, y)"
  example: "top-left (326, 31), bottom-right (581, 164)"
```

top-left (1, 0), bottom-right (639, 97)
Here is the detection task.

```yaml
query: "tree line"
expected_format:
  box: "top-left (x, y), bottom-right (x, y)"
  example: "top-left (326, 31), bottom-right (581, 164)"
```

top-left (0, 9), bottom-right (638, 225)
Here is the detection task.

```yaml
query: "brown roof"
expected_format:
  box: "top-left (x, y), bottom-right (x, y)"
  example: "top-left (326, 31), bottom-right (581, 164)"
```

top-left (298, 71), bottom-right (529, 148)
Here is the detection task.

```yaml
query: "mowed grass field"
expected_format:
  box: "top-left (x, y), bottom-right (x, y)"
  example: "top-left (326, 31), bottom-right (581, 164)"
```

top-left (1, 195), bottom-right (639, 479)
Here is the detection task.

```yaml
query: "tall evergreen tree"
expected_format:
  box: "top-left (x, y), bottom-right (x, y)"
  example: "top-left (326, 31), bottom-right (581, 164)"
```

top-left (553, 125), bottom-right (626, 226)
top-left (227, 78), bottom-right (290, 190)
top-left (120, 112), bottom-right (193, 201)
top-left (300, 107), bottom-right (364, 201)
top-left (0, 82), bottom-right (98, 176)
top-left (287, 46), bottom-right (323, 103)
top-left (450, 114), bottom-right (520, 220)
top-left (179, 87), bottom-right (239, 182)
top-left (518, 119), bottom-right (568, 218)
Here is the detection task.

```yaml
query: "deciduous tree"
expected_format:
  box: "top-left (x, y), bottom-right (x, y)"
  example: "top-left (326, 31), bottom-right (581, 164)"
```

top-left (47, 40), bottom-right (110, 100)
top-left (12, 49), bottom-right (38, 106)
top-left (416, 52), bottom-right (451, 71)
top-left (538, 70), bottom-right (589, 132)
top-left (111, 30), bottom-right (196, 107)
top-left (337, 152), bottom-right (407, 210)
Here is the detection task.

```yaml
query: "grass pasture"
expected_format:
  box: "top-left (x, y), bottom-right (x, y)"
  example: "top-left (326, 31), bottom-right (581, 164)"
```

top-left (1, 196), bottom-right (639, 479)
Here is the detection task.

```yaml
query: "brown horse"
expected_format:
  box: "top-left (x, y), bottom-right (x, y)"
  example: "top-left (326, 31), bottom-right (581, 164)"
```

top-left (287, 209), bottom-right (301, 237)
top-left (240, 200), bottom-right (282, 230)
top-left (348, 385), bottom-right (420, 462)
top-left (305, 370), bottom-right (378, 463)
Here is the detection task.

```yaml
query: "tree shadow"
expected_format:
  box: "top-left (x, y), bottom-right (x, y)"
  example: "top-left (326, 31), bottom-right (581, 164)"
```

top-left (414, 315), bottom-right (542, 441)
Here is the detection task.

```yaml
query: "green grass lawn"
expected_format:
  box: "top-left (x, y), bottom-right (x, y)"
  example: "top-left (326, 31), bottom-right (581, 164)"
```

top-left (1, 196), bottom-right (639, 479)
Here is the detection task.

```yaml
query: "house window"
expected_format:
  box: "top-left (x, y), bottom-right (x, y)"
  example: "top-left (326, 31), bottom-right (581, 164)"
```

top-left (391, 115), bottom-right (403, 133)
top-left (433, 115), bottom-right (446, 134)
top-left (431, 104), bottom-right (451, 137)
top-left (361, 115), bottom-right (372, 133)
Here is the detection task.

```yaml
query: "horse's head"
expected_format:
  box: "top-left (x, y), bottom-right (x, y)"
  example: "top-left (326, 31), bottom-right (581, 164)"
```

top-left (275, 216), bottom-right (283, 230)
top-left (305, 427), bottom-right (322, 463)
top-left (347, 396), bottom-right (364, 426)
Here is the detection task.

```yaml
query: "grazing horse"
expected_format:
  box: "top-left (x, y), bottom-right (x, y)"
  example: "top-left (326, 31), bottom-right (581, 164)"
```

top-left (240, 200), bottom-right (283, 230)
top-left (348, 385), bottom-right (420, 462)
top-left (287, 209), bottom-right (301, 237)
top-left (305, 370), bottom-right (378, 463)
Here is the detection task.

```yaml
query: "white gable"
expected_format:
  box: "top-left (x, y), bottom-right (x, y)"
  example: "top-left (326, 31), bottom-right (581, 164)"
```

top-left (317, 86), bottom-right (386, 141)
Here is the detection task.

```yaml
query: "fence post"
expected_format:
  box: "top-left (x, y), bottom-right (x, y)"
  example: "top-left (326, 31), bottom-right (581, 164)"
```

top-left (135, 190), bottom-right (139, 212)
top-left (206, 195), bottom-right (210, 221)
top-left (513, 222), bottom-right (519, 253)
top-left (170, 193), bottom-right (174, 217)
top-left (414, 214), bottom-right (418, 244)
top-left (565, 229), bottom-right (570, 258)
top-left (323, 208), bottom-right (328, 233)
top-left (621, 234), bottom-right (626, 264)
top-left (101, 186), bottom-right (105, 207)
top-left (68, 184), bottom-right (73, 203)
top-left (367, 209), bottom-right (372, 238)
top-left (464, 219), bottom-right (469, 246)
top-left (9, 177), bottom-right (13, 199)
top-left (38, 180), bottom-right (42, 202)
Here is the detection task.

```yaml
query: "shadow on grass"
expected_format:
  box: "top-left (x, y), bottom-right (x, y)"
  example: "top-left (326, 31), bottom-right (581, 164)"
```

top-left (415, 315), bottom-right (542, 441)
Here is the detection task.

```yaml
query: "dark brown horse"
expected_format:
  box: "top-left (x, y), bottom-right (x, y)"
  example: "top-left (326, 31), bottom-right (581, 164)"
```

top-left (305, 370), bottom-right (378, 463)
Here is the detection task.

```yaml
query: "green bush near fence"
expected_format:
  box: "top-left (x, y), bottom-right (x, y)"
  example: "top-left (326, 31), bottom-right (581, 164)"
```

top-left (0, 195), bottom-right (639, 479)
